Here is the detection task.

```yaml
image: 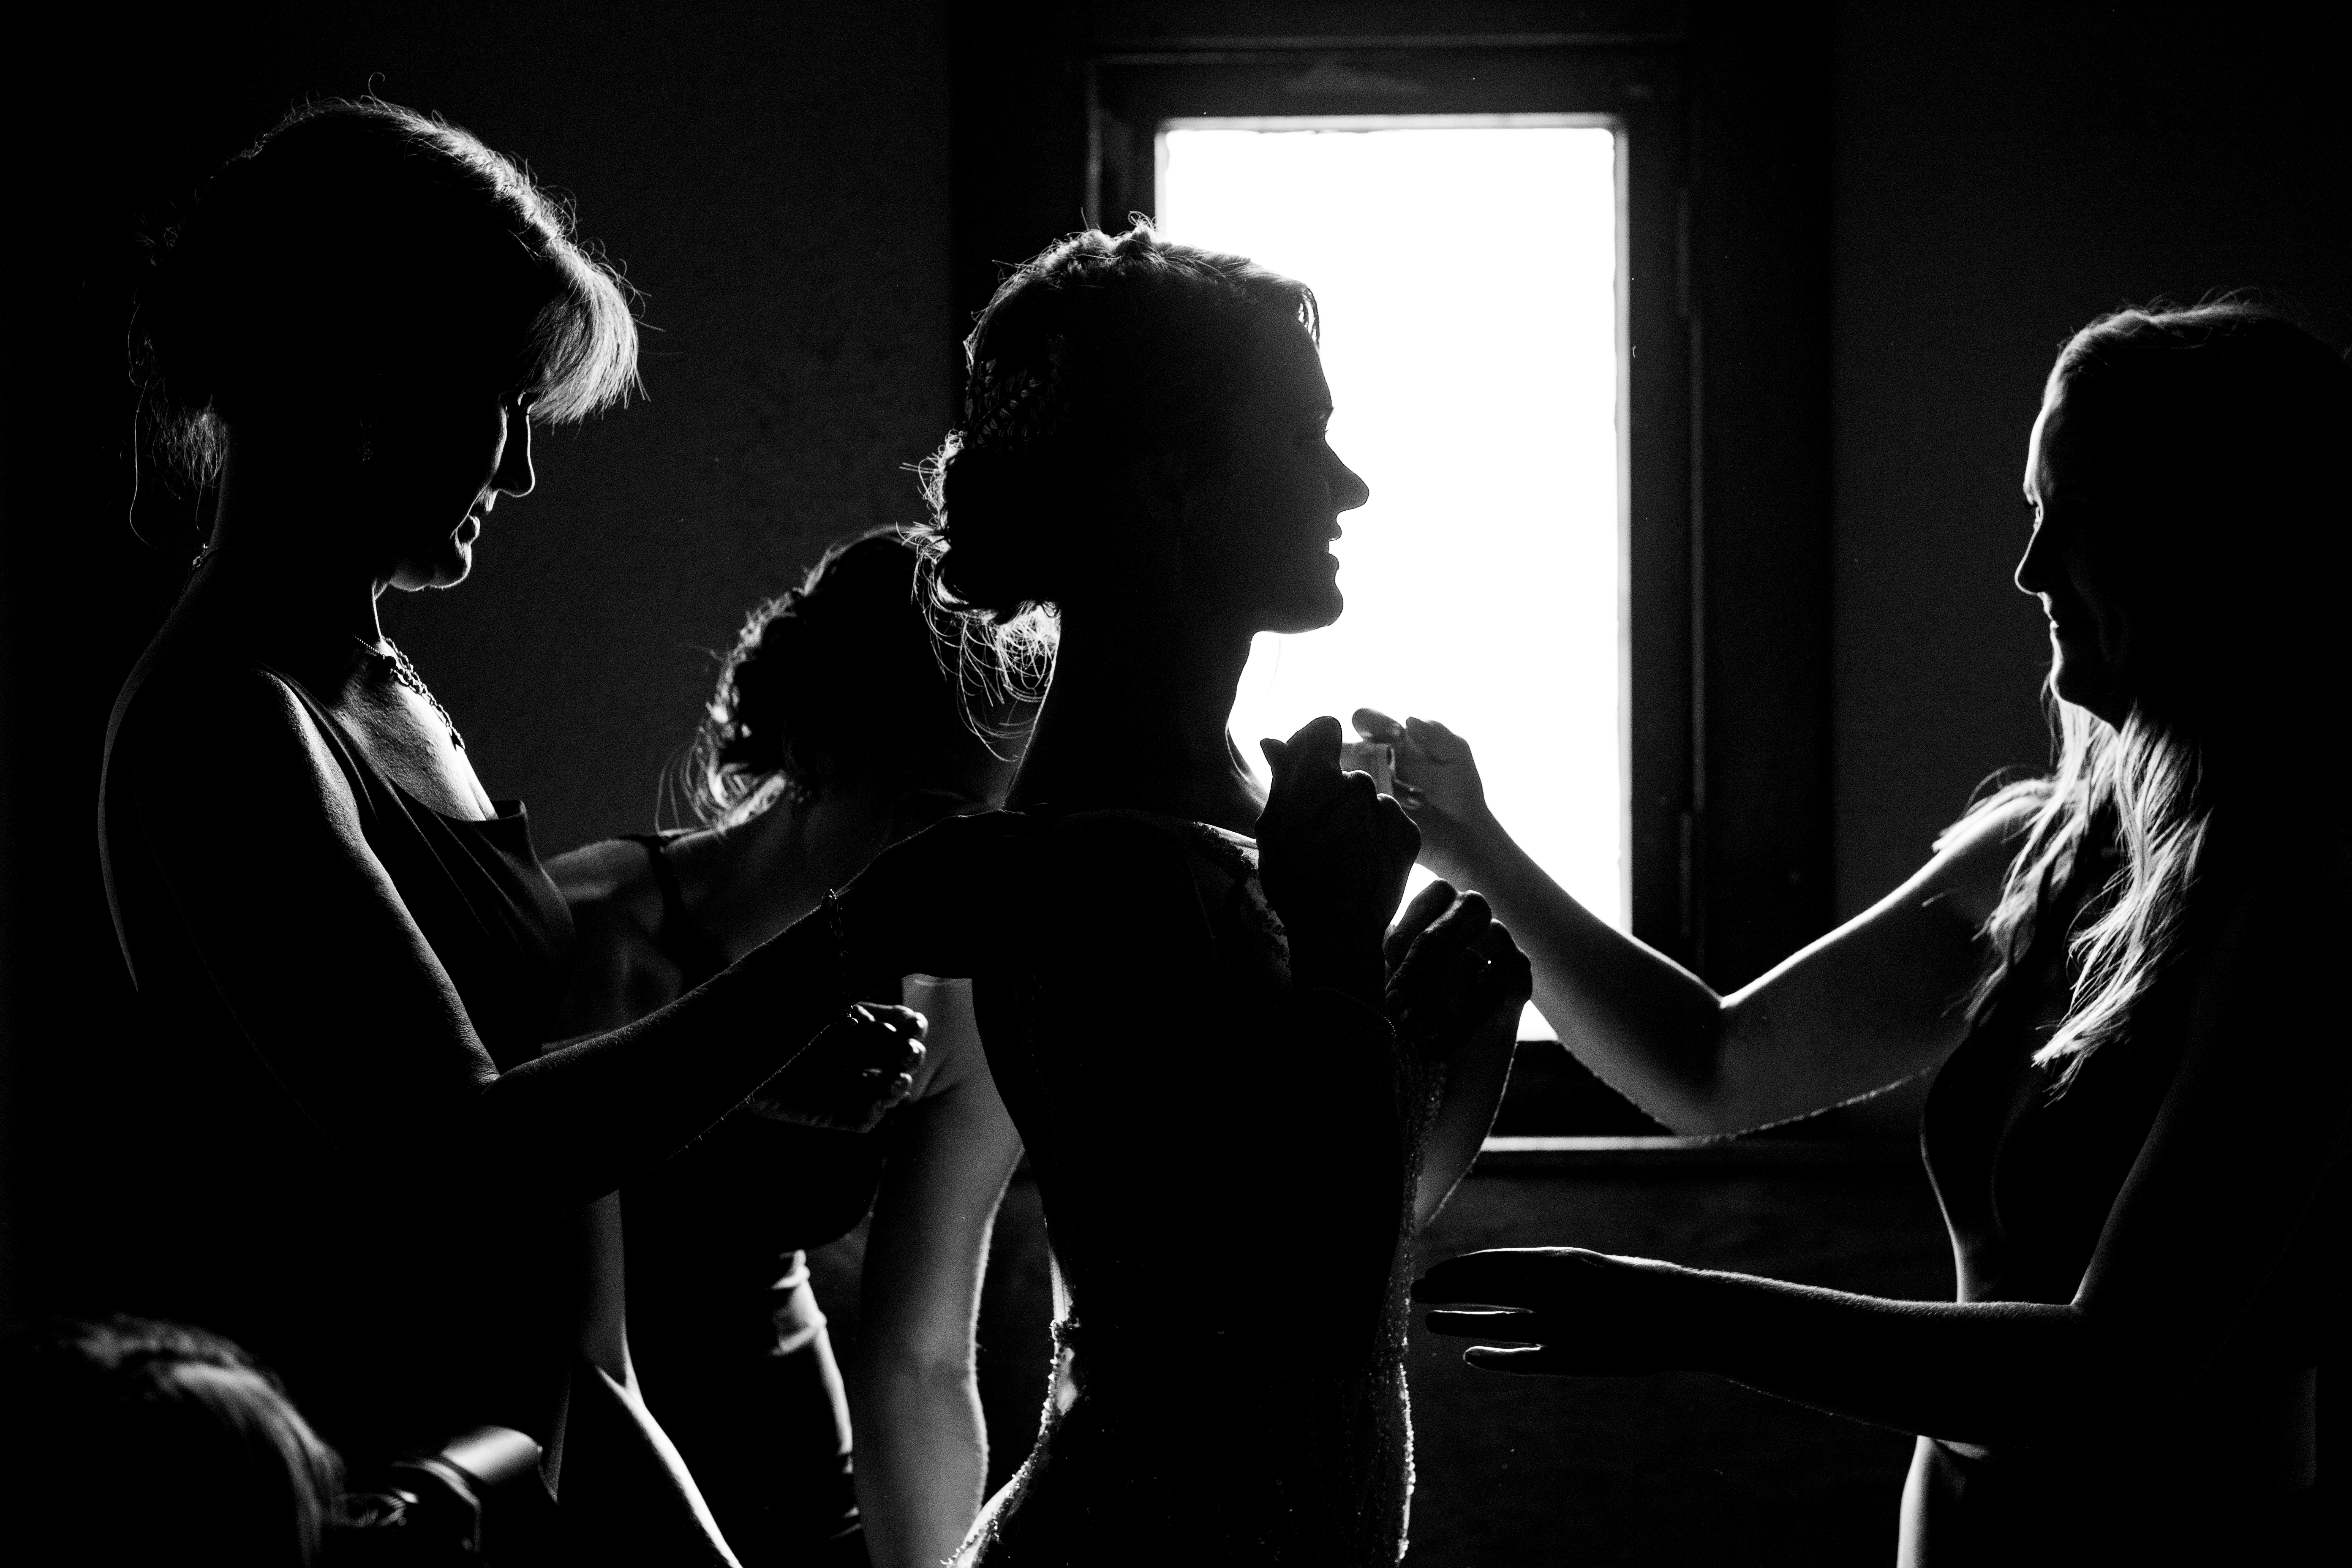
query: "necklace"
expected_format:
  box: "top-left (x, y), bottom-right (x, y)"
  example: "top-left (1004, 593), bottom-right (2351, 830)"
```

top-left (357, 637), bottom-right (466, 751)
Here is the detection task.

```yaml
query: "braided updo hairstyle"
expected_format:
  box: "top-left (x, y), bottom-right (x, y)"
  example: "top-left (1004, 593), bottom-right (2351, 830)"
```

top-left (915, 221), bottom-right (1318, 683)
top-left (691, 530), bottom-right (1022, 827)
top-left (134, 98), bottom-right (638, 502)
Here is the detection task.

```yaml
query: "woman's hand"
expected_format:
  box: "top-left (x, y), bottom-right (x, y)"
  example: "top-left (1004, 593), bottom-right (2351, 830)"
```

top-left (1413, 1247), bottom-right (1695, 1375)
top-left (744, 1002), bottom-right (926, 1131)
top-left (833, 810), bottom-right (1037, 984)
top-left (1384, 882), bottom-right (1533, 1069)
top-left (1351, 709), bottom-right (1503, 884)
top-left (1258, 716), bottom-right (1421, 1009)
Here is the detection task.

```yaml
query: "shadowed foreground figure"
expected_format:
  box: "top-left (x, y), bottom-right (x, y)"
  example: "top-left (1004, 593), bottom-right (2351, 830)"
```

top-left (917, 224), bottom-right (1532, 1566)
top-left (0, 1317), bottom-right (344, 1567)
top-left (97, 99), bottom-right (1013, 1565)
top-left (1402, 303), bottom-right (2352, 1564)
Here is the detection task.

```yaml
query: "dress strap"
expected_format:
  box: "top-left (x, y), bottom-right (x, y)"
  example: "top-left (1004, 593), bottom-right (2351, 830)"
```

top-left (623, 833), bottom-right (732, 991)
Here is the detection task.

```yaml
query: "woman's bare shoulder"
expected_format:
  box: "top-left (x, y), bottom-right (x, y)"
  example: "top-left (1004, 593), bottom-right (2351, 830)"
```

top-left (543, 836), bottom-right (657, 909)
top-left (1914, 788), bottom-right (2048, 931)
top-left (107, 634), bottom-right (344, 814)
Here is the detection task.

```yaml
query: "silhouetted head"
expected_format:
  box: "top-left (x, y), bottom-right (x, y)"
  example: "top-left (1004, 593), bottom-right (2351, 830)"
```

top-left (919, 222), bottom-right (1369, 642)
top-left (0, 1316), bottom-right (343, 1566)
top-left (1974, 304), bottom-right (2352, 1078)
top-left (692, 530), bottom-right (1029, 833)
top-left (136, 98), bottom-right (639, 588)
top-left (2017, 303), bottom-right (2352, 737)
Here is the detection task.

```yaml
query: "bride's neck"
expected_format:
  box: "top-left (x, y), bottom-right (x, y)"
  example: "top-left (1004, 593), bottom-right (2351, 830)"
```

top-left (1010, 604), bottom-right (1265, 834)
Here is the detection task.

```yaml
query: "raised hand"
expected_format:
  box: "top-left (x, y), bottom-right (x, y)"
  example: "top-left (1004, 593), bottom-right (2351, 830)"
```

top-left (833, 809), bottom-right (1038, 985)
top-left (1413, 1247), bottom-right (1693, 1375)
top-left (1384, 882), bottom-right (1533, 1069)
top-left (1350, 709), bottom-right (1500, 883)
top-left (745, 1002), bottom-right (926, 1131)
top-left (1257, 715), bottom-right (1421, 1008)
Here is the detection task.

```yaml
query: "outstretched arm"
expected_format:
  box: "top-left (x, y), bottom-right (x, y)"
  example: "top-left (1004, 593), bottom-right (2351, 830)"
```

top-left (1355, 710), bottom-right (2024, 1135)
top-left (1418, 859), bottom-right (2352, 1444)
top-left (133, 672), bottom-right (966, 1222)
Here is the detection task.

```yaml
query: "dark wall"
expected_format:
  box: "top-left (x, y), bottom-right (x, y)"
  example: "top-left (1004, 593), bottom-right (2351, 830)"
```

top-left (0, 0), bottom-right (953, 1317)
top-left (1829, 1), bottom-right (2352, 915)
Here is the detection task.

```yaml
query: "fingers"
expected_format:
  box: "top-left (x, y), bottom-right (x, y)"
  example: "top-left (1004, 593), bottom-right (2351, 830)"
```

top-left (1375, 792), bottom-right (1421, 857)
top-left (1405, 716), bottom-right (1468, 762)
top-left (1468, 922), bottom-right (1534, 1007)
top-left (1405, 891), bottom-right (1496, 969)
top-left (1352, 707), bottom-right (1404, 743)
top-left (862, 1003), bottom-right (929, 1038)
top-left (1284, 714), bottom-right (1345, 767)
top-left (1412, 1248), bottom-right (1570, 1306)
top-left (1384, 879), bottom-right (1456, 969)
top-left (1461, 1345), bottom-right (1587, 1377)
top-left (1421, 1308), bottom-right (1533, 1338)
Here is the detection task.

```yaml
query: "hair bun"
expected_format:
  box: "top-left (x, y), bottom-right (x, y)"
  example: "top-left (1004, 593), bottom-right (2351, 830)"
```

top-left (935, 442), bottom-right (1067, 617)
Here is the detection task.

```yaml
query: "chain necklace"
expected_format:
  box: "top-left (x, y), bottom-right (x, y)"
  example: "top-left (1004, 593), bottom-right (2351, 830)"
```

top-left (357, 637), bottom-right (466, 751)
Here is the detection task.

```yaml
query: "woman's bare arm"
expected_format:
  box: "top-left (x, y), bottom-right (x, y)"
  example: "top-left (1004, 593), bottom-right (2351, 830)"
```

top-left (849, 978), bottom-right (1025, 1568)
top-left (1359, 712), bottom-right (2024, 1135)
top-left (133, 671), bottom-right (895, 1219)
top-left (1419, 854), bottom-right (2352, 1445)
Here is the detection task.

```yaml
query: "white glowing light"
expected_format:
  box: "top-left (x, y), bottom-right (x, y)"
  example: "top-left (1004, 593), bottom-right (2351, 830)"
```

top-left (1158, 120), bottom-right (1627, 1032)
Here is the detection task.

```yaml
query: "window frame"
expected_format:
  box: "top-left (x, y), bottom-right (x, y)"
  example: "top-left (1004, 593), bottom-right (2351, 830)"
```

top-left (948, 6), bottom-right (1835, 992)
top-left (1090, 43), bottom-right (1695, 960)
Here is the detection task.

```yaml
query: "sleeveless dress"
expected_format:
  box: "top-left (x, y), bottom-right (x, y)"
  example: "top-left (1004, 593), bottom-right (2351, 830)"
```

top-left (101, 635), bottom-right (735, 1565)
top-left (1913, 852), bottom-right (2345, 1563)
top-left (958, 811), bottom-right (1432, 1567)
top-left (618, 832), bottom-right (884, 1568)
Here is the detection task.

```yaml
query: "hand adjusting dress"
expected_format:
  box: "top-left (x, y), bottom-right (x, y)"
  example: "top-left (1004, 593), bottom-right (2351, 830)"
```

top-left (101, 635), bottom-right (734, 1565)
top-left (958, 811), bottom-right (1435, 1568)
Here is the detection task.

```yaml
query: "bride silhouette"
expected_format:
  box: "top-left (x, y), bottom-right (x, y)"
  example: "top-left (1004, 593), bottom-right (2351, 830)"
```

top-left (917, 223), bottom-right (1531, 1565)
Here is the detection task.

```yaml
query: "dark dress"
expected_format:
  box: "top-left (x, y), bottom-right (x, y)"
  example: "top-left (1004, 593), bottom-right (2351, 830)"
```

top-left (100, 642), bottom-right (580, 1463)
top-left (959, 811), bottom-right (1425, 1567)
top-left (101, 633), bottom-right (744, 1568)
top-left (619, 832), bottom-right (887, 1568)
top-left (1915, 850), bottom-right (2345, 1563)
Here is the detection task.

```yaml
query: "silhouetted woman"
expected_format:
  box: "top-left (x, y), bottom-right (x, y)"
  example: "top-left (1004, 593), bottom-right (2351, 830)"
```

top-left (99, 100), bottom-right (1001, 1563)
top-left (547, 530), bottom-right (1029, 1568)
top-left (1402, 303), bottom-right (2351, 1564)
top-left (916, 224), bottom-right (1533, 1566)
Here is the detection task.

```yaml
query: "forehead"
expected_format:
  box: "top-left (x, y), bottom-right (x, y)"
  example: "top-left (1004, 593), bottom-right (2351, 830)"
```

top-left (1237, 318), bottom-right (1331, 408)
top-left (2025, 384), bottom-right (2110, 496)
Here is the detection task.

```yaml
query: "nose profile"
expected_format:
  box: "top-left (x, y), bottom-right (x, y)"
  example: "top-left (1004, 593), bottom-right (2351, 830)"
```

top-left (2013, 518), bottom-right (2054, 598)
top-left (1332, 452), bottom-right (1371, 514)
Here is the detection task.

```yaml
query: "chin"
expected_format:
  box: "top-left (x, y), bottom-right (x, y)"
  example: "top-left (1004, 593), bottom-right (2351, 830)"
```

top-left (392, 546), bottom-right (474, 593)
top-left (1263, 584), bottom-right (1345, 635)
top-left (2049, 659), bottom-right (2128, 727)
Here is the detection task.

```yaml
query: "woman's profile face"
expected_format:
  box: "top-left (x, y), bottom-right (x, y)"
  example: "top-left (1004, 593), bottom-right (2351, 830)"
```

top-left (1176, 321), bottom-right (1371, 635)
top-left (2016, 384), bottom-right (2136, 724)
top-left (365, 385), bottom-right (537, 592)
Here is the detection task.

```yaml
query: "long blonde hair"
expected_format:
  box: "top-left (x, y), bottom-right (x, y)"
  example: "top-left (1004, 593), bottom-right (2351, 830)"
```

top-left (1958, 303), bottom-right (2351, 1081)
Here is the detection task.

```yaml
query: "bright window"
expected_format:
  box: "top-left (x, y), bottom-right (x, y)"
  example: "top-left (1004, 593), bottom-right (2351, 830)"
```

top-left (1157, 118), bottom-right (1628, 1003)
